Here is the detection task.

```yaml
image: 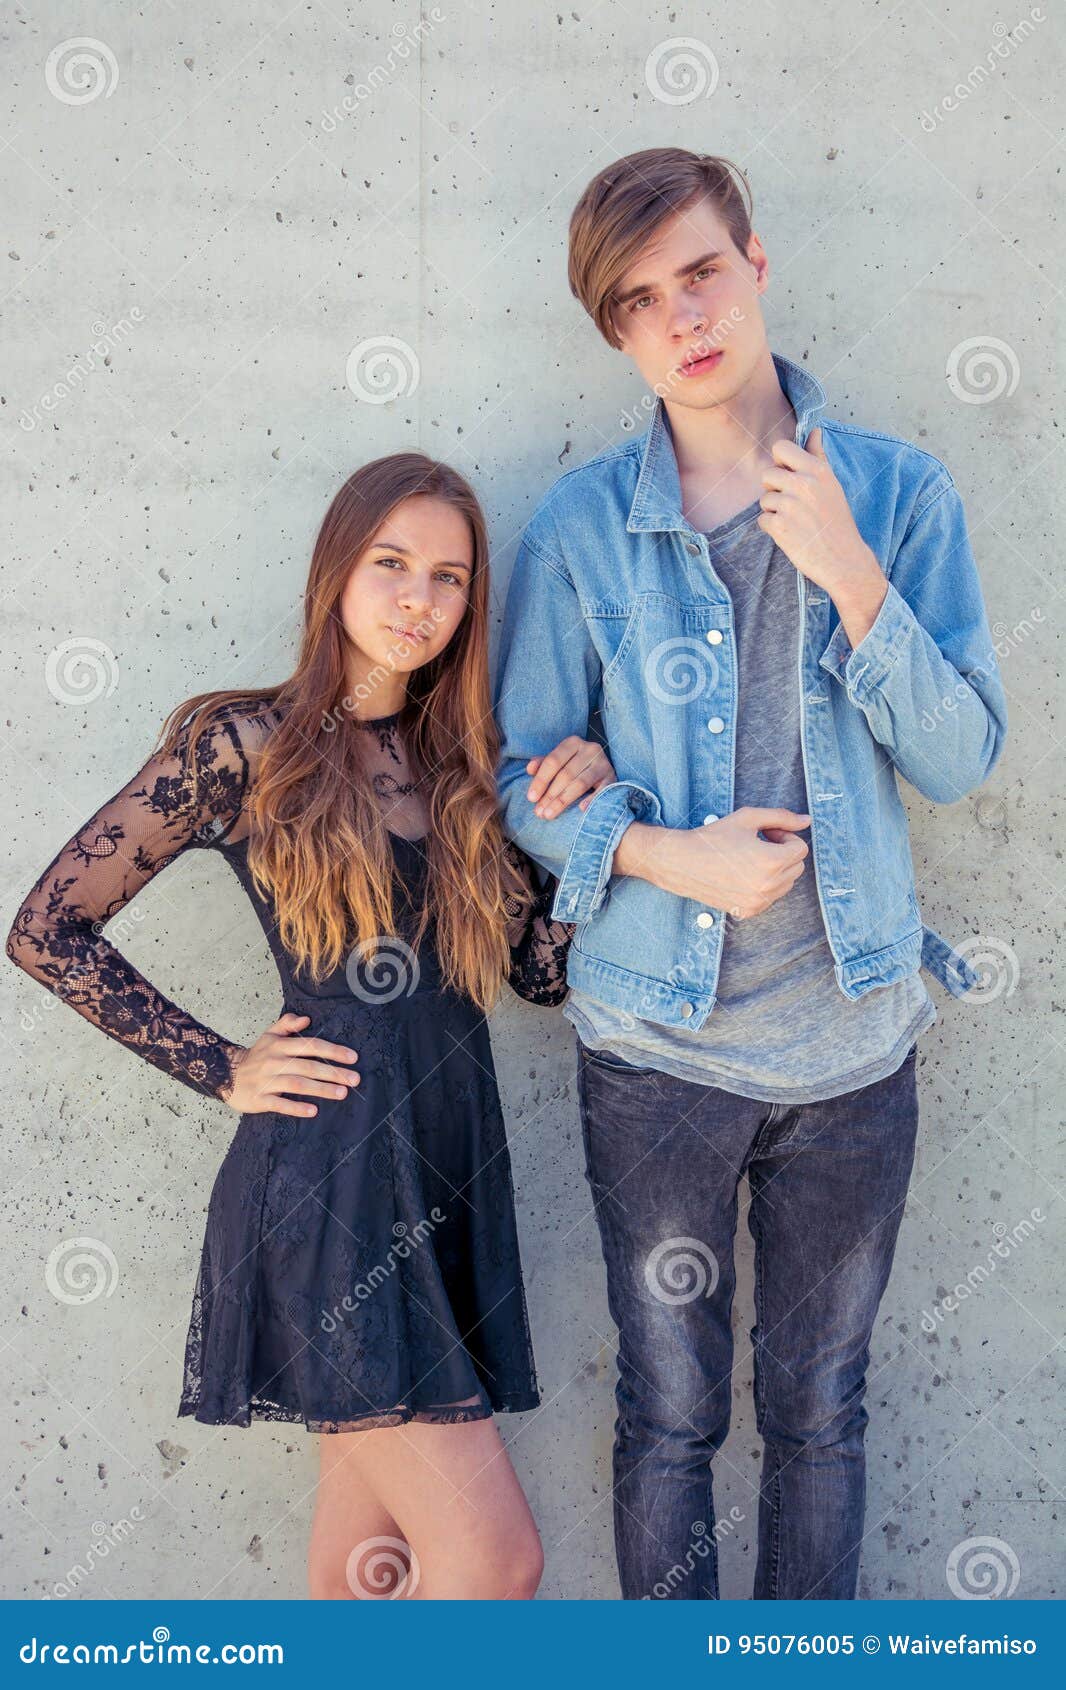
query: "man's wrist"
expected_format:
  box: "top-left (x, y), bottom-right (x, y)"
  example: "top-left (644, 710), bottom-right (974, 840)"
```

top-left (613, 820), bottom-right (675, 888)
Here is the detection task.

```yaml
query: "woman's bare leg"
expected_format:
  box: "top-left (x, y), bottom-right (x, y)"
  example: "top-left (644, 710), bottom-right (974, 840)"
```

top-left (310, 1406), bottom-right (542, 1600)
top-left (308, 1433), bottom-right (408, 1599)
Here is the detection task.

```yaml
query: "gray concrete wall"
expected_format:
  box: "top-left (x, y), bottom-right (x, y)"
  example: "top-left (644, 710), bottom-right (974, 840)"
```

top-left (2, 0), bottom-right (1061, 1600)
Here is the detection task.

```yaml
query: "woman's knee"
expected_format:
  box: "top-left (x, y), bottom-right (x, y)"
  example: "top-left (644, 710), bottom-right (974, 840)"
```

top-left (423, 1517), bottom-right (544, 1598)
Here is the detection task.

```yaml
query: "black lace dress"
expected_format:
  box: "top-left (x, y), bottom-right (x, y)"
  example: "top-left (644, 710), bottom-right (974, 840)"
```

top-left (6, 703), bottom-right (573, 1432)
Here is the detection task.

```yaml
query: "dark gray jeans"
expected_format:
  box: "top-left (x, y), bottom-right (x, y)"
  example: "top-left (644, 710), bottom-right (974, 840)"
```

top-left (575, 1037), bottom-right (921, 1600)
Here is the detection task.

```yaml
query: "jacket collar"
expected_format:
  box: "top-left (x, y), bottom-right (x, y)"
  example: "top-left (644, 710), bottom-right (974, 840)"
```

top-left (626, 349), bottom-right (828, 535)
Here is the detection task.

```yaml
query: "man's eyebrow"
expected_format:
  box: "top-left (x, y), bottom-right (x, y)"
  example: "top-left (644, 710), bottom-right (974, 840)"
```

top-left (368, 538), bottom-right (472, 570)
top-left (612, 249), bottom-right (725, 307)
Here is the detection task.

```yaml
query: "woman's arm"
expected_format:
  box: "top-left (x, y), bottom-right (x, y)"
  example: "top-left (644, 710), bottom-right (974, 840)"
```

top-left (6, 709), bottom-right (253, 1101)
top-left (502, 840), bottom-right (574, 1007)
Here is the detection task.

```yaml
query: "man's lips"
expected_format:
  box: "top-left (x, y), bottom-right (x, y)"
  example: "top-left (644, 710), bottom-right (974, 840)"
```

top-left (678, 348), bottom-right (724, 378)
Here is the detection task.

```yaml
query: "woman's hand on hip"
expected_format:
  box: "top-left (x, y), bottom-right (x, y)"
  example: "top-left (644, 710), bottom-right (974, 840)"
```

top-left (219, 1013), bottom-right (360, 1116)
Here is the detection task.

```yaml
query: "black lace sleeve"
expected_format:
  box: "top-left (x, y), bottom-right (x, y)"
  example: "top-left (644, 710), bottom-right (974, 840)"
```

top-left (502, 840), bottom-right (574, 1007)
top-left (6, 709), bottom-right (256, 1102)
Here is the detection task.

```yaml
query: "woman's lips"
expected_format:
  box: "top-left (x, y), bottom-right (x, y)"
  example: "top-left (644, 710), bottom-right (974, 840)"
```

top-left (678, 349), bottom-right (724, 378)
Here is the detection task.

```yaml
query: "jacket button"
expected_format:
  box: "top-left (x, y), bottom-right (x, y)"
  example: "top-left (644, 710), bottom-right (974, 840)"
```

top-left (696, 911), bottom-right (715, 929)
top-left (680, 1002), bottom-right (694, 1018)
top-left (706, 629), bottom-right (723, 644)
top-left (702, 813), bottom-right (719, 825)
top-left (707, 716), bottom-right (725, 733)
top-left (685, 542), bottom-right (700, 555)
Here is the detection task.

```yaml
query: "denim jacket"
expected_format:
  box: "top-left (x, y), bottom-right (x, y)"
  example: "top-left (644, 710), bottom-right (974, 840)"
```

top-left (494, 351), bottom-right (1008, 1028)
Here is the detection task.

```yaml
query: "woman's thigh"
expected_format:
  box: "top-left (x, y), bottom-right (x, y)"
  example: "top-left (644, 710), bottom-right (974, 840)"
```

top-left (316, 1407), bottom-right (540, 1596)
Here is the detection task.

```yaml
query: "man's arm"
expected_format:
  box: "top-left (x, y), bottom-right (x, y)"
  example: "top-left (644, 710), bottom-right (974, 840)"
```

top-left (818, 474), bottom-right (1008, 803)
top-left (493, 525), bottom-right (663, 924)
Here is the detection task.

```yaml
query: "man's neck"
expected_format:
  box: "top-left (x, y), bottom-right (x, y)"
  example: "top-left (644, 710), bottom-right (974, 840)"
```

top-left (661, 347), bottom-right (797, 531)
top-left (663, 348), bottom-right (796, 480)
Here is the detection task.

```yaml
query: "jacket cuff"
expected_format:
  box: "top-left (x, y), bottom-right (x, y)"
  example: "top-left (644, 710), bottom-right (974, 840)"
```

top-left (550, 781), bottom-right (663, 923)
top-left (818, 580), bottom-right (915, 705)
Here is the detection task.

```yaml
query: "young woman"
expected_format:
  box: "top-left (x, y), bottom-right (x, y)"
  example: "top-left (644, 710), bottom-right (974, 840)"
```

top-left (7, 452), bottom-right (616, 1601)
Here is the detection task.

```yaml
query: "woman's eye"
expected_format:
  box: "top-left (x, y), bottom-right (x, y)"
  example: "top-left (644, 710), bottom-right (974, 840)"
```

top-left (437, 572), bottom-right (463, 588)
top-left (630, 296), bottom-right (653, 313)
top-left (377, 556), bottom-right (403, 569)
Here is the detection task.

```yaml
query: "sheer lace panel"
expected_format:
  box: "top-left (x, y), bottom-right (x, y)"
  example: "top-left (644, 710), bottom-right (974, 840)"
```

top-left (501, 840), bottom-right (574, 1007)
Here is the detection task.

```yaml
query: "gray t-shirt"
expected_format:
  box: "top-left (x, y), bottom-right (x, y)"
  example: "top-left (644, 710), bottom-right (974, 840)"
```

top-left (565, 495), bottom-right (936, 1103)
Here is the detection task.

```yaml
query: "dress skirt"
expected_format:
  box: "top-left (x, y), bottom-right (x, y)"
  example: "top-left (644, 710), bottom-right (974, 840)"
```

top-left (177, 965), bottom-right (541, 1432)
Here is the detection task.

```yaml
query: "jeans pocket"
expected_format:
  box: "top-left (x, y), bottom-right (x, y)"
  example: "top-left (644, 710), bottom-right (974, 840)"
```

top-left (581, 1042), bottom-right (657, 1077)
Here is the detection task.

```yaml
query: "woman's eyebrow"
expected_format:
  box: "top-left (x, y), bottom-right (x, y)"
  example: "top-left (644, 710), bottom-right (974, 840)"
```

top-left (368, 539), bottom-right (472, 571)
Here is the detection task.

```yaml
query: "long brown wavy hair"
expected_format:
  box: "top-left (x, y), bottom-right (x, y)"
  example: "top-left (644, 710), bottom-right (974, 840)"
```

top-left (155, 453), bottom-right (527, 1011)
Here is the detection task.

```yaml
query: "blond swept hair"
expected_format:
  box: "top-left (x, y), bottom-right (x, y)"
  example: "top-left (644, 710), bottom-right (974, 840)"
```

top-left (567, 147), bottom-right (754, 349)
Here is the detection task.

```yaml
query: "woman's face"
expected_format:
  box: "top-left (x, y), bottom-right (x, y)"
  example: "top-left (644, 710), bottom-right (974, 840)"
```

top-left (338, 494), bottom-right (474, 679)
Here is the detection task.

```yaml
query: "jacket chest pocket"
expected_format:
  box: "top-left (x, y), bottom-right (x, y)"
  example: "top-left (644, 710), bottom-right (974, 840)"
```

top-left (591, 593), bottom-right (731, 704)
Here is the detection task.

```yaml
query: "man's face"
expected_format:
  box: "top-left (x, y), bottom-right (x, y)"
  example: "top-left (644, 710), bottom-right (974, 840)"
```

top-left (610, 195), bottom-right (771, 413)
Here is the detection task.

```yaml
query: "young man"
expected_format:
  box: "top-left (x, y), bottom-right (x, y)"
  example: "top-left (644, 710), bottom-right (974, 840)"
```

top-left (493, 147), bottom-right (1007, 1600)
